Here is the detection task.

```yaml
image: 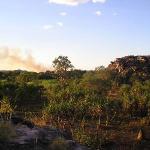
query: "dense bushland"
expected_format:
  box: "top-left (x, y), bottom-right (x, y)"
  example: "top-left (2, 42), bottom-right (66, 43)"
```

top-left (0, 55), bottom-right (150, 149)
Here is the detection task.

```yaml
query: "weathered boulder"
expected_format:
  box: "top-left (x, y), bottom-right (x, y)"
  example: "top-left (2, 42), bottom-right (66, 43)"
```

top-left (0, 118), bottom-right (89, 150)
top-left (137, 129), bottom-right (144, 141)
top-left (11, 116), bottom-right (34, 129)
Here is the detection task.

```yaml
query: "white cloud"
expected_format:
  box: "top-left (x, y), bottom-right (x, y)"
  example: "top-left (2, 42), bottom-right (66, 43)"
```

top-left (95, 11), bottom-right (102, 16)
top-left (48, 0), bottom-right (106, 6)
top-left (43, 25), bottom-right (54, 30)
top-left (48, 0), bottom-right (88, 6)
top-left (92, 0), bottom-right (106, 3)
top-left (43, 22), bottom-right (64, 30)
top-left (57, 22), bottom-right (63, 27)
top-left (60, 12), bottom-right (67, 16)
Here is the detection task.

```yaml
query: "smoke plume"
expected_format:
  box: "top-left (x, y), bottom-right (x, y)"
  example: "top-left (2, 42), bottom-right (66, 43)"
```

top-left (0, 47), bottom-right (48, 72)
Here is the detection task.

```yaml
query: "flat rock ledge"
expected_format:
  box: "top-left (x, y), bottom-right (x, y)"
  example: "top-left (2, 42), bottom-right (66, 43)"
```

top-left (0, 121), bottom-right (89, 150)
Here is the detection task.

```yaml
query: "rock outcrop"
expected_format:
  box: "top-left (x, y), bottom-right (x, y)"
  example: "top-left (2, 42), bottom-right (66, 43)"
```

top-left (0, 118), bottom-right (89, 150)
top-left (11, 116), bottom-right (34, 129)
top-left (108, 55), bottom-right (150, 81)
top-left (137, 129), bottom-right (144, 141)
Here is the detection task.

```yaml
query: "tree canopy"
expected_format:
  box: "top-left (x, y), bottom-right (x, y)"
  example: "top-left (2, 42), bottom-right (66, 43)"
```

top-left (52, 56), bottom-right (74, 80)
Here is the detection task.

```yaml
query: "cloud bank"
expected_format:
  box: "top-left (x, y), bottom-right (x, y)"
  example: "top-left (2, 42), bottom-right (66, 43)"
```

top-left (0, 47), bottom-right (48, 72)
top-left (48, 0), bottom-right (106, 6)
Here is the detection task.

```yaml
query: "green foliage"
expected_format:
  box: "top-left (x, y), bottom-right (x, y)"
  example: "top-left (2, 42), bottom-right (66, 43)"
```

top-left (38, 71), bottom-right (56, 80)
top-left (81, 69), bottom-right (114, 96)
top-left (53, 56), bottom-right (74, 80)
top-left (44, 101), bottom-right (75, 118)
top-left (0, 81), bottom-right (18, 101)
top-left (119, 80), bottom-right (150, 117)
top-left (38, 79), bottom-right (57, 88)
top-left (67, 69), bottom-right (86, 79)
top-left (0, 97), bottom-right (14, 113)
top-left (16, 72), bottom-right (38, 83)
top-left (15, 83), bottom-right (45, 111)
top-left (73, 128), bottom-right (106, 150)
top-left (0, 81), bottom-right (45, 112)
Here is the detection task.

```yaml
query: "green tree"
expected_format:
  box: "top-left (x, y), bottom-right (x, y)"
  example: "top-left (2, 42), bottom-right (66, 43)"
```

top-left (95, 65), bottom-right (105, 71)
top-left (52, 56), bottom-right (74, 80)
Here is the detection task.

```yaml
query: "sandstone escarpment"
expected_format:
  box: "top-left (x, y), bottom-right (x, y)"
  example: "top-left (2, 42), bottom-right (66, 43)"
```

top-left (108, 55), bottom-right (150, 81)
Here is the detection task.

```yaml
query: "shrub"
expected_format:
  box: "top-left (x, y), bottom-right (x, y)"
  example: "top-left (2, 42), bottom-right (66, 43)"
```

top-left (73, 128), bottom-right (106, 150)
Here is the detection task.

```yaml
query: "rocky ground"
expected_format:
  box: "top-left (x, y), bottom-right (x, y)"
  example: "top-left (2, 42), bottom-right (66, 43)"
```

top-left (0, 117), bottom-right (89, 150)
top-left (1, 117), bottom-right (150, 150)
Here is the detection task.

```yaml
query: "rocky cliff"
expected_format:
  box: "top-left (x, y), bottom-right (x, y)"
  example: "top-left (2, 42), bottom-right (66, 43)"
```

top-left (108, 55), bottom-right (150, 81)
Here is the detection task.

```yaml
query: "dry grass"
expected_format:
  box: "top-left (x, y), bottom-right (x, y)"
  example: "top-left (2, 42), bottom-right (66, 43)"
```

top-left (30, 116), bottom-right (47, 126)
top-left (49, 138), bottom-right (71, 150)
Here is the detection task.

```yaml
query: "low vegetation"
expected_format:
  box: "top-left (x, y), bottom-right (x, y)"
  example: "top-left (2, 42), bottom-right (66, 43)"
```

top-left (0, 55), bottom-right (150, 149)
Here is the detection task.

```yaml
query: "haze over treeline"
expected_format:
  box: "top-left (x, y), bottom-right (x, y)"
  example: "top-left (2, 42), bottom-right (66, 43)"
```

top-left (0, 48), bottom-right (48, 72)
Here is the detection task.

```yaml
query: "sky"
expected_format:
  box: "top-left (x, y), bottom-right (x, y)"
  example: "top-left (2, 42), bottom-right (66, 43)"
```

top-left (0, 0), bottom-right (150, 71)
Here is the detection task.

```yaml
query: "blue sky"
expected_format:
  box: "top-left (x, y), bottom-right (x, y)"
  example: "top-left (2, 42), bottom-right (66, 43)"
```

top-left (0, 0), bottom-right (150, 71)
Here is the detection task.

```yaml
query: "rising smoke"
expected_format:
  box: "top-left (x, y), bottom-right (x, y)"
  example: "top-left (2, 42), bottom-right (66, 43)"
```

top-left (0, 47), bottom-right (48, 72)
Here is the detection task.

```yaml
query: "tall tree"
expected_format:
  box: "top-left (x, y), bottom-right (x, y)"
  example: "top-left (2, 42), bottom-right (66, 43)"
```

top-left (52, 56), bottom-right (74, 80)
